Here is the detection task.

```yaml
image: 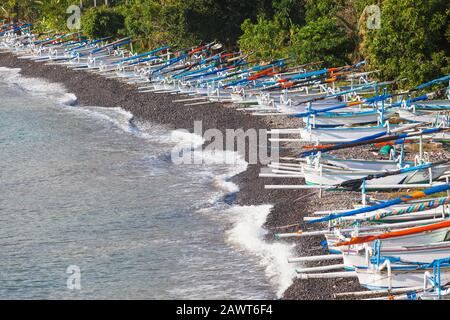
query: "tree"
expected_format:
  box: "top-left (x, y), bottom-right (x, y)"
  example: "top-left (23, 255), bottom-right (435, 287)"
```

top-left (237, 1), bottom-right (307, 62)
top-left (271, 0), bottom-right (306, 27)
top-left (1, 0), bottom-right (43, 22)
top-left (304, 0), bottom-right (346, 23)
top-left (36, 0), bottom-right (78, 32)
top-left (158, 0), bottom-right (271, 48)
top-left (290, 16), bottom-right (355, 66)
top-left (239, 15), bottom-right (291, 62)
top-left (361, 0), bottom-right (450, 87)
top-left (4, 0), bottom-right (449, 83)
top-left (122, 0), bottom-right (162, 49)
top-left (81, 6), bottom-right (125, 38)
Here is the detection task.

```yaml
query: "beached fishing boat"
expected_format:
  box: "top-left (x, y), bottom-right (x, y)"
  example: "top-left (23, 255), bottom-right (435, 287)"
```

top-left (325, 225), bottom-right (450, 253)
top-left (301, 162), bottom-right (450, 187)
top-left (355, 262), bottom-right (450, 290)
top-left (308, 196), bottom-right (450, 223)
top-left (342, 242), bottom-right (450, 269)
top-left (320, 157), bottom-right (405, 171)
top-left (295, 124), bottom-right (414, 144)
top-left (302, 108), bottom-right (397, 127)
top-left (334, 219), bottom-right (450, 278)
top-left (397, 108), bottom-right (450, 124)
top-left (415, 100), bottom-right (450, 111)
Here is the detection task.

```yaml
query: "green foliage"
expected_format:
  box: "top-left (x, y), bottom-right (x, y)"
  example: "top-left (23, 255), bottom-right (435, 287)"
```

top-left (271, 0), bottom-right (306, 27)
top-left (158, 2), bottom-right (198, 48)
top-left (1, 0), bottom-right (78, 31)
top-left (122, 0), bottom-right (161, 50)
top-left (238, 8), bottom-right (355, 66)
top-left (1, 0), bottom-right (41, 21)
top-left (291, 16), bottom-right (355, 65)
top-left (239, 15), bottom-right (291, 62)
top-left (35, 0), bottom-right (79, 32)
top-left (304, 0), bottom-right (346, 23)
top-left (4, 0), bottom-right (450, 87)
top-left (81, 6), bottom-right (125, 39)
top-left (446, 8), bottom-right (450, 43)
top-left (362, 0), bottom-right (450, 87)
top-left (171, 0), bottom-right (268, 47)
top-left (121, 0), bottom-right (275, 49)
top-left (237, 0), bottom-right (307, 62)
top-left (353, 0), bottom-right (379, 15)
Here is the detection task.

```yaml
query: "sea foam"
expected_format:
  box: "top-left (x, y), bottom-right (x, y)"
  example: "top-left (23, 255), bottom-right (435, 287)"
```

top-left (225, 205), bottom-right (295, 298)
top-left (0, 67), bottom-right (78, 106)
top-left (155, 126), bottom-right (295, 298)
top-left (191, 143), bottom-right (295, 298)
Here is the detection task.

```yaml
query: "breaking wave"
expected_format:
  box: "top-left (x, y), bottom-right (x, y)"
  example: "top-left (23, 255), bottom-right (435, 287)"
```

top-left (0, 67), bottom-right (78, 106)
top-left (225, 205), bottom-right (296, 298)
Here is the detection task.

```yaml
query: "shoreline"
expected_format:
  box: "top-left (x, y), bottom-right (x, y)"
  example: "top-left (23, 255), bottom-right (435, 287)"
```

top-left (0, 52), bottom-right (362, 300)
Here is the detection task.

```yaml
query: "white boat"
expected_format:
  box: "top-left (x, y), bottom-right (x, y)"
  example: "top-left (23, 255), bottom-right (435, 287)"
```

top-left (322, 157), bottom-right (404, 171)
top-left (310, 198), bottom-right (449, 223)
top-left (299, 126), bottom-right (391, 144)
top-left (397, 109), bottom-right (439, 123)
top-left (414, 100), bottom-right (450, 111)
top-left (343, 242), bottom-right (450, 269)
top-left (302, 109), bottom-right (397, 127)
top-left (302, 164), bottom-right (450, 187)
top-left (326, 227), bottom-right (450, 254)
top-left (355, 263), bottom-right (450, 290)
top-left (348, 205), bottom-right (449, 223)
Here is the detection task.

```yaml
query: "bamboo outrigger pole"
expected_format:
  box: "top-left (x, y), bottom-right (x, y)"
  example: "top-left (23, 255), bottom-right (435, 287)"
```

top-left (336, 219), bottom-right (450, 247)
top-left (306, 184), bottom-right (450, 224)
top-left (299, 127), bottom-right (449, 158)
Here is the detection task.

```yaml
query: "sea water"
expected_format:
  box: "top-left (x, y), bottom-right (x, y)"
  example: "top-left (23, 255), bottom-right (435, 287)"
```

top-left (0, 67), bottom-right (294, 299)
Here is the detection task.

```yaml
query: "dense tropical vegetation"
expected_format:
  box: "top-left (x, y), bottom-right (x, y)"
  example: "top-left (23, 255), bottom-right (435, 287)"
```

top-left (1, 0), bottom-right (449, 86)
